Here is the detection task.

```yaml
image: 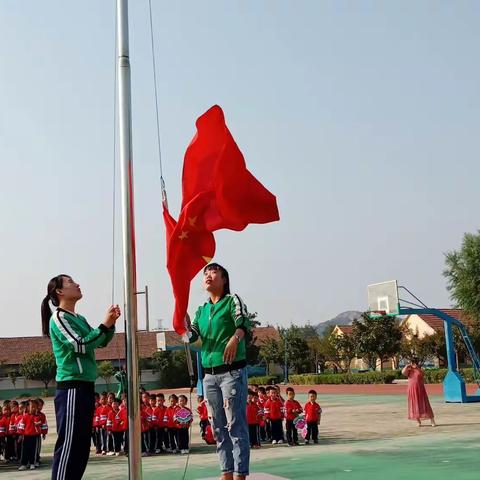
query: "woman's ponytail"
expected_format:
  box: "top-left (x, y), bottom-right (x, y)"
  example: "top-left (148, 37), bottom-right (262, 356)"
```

top-left (41, 274), bottom-right (69, 336)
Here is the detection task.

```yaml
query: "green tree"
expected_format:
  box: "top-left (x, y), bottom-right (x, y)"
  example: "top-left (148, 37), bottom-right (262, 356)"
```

top-left (329, 331), bottom-right (357, 372)
top-left (151, 351), bottom-right (197, 388)
top-left (259, 337), bottom-right (282, 375)
top-left (246, 312), bottom-right (261, 365)
top-left (444, 231), bottom-right (480, 321)
top-left (20, 352), bottom-right (56, 390)
top-left (279, 326), bottom-right (311, 374)
top-left (8, 369), bottom-right (19, 389)
top-left (97, 361), bottom-right (115, 388)
top-left (352, 314), bottom-right (402, 371)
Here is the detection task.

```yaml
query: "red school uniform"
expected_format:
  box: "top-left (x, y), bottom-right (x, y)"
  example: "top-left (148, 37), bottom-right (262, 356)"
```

top-left (140, 405), bottom-right (150, 433)
top-left (304, 401), bottom-right (322, 423)
top-left (107, 410), bottom-right (124, 433)
top-left (33, 412), bottom-right (48, 436)
top-left (0, 414), bottom-right (10, 437)
top-left (154, 405), bottom-right (167, 428)
top-left (17, 413), bottom-right (41, 436)
top-left (246, 401), bottom-right (263, 425)
top-left (96, 404), bottom-right (112, 428)
top-left (119, 407), bottom-right (128, 431)
top-left (196, 402), bottom-right (208, 422)
top-left (285, 399), bottom-right (303, 421)
top-left (264, 398), bottom-right (283, 421)
top-left (164, 405), bottom-right (179, 429)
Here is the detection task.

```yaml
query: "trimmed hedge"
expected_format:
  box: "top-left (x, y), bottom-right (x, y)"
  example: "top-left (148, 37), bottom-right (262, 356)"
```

top-left (288, 368), bottom-right (476, 385)
top-left (247, 375), bottom-right (281, 385)
top-left (289, 371), bottom-right (402, 385)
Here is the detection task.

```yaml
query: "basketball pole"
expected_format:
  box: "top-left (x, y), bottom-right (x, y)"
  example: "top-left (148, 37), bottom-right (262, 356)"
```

top-left (117, 0), bottom-right (142, 478)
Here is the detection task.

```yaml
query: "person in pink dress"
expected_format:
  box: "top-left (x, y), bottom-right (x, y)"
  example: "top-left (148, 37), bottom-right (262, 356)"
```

top-left (402, 358), bottom-right (436, 427)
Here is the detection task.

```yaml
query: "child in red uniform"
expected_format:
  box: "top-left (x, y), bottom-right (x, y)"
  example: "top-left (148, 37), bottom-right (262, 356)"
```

top-left (165, 394), bottom-right (179, 453)
top-left (119, 398), bottom-right (129, 454)
top-left (284, 387), bottom-right (302, 446)
top-left (140, 395), bottom-right (151, 456)
top-left (0, 405), bottom-right (10, 461)
top-left (96, 392), bottom-right (112, 454)
top-left (264, 389), bottom-right (284, 444)
top-left (106, 399), bottom-right (124, 455)
top-left (34, 398), bottom-right (48, 466)
top-left (257, 387), bottom-right (268, 442)
top-left (175, 395), bottom-right (192, 454)
top-left (93, 393), bottom-right (101, 454)
top-left (196, 395), bottom-right (210, 440)
top-left (147, 394), bottom-right (157, 454)
top-left (3, 403), bottom-right (16, 461)
top-left (154, 393), bottom-right (167, 453)
top-left (246, 391), bottom-right (262, 448)
top-left (17, 399), bottom-right (41, 470)
top-left (304, 389), bottom-right (322, 444)
top-left (15, 401), bottom-right (27, 462)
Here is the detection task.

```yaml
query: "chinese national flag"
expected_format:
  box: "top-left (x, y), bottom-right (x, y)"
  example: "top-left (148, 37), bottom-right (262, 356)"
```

top-left (165, 106), bottom-right (279, 335)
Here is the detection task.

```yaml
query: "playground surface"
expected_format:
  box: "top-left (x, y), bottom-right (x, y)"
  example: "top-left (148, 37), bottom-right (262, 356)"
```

top-left (2, 385), bottom-right (480, 480)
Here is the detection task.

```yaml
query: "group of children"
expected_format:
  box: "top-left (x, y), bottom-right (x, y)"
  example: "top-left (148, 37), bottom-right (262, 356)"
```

top-left (93, 390), bottom-right (198, 457)
top-left (246, 386), bottom-right (322, 447)
top-left (0, 385), bottom-right (321, 469)
top-left (0, 398), bottom-right (48, 471)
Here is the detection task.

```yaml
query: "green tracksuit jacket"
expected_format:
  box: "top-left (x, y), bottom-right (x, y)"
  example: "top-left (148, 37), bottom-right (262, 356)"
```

top-left (50, 308), bottom-right (115, 383)
top-left (190, 294), bottom-right (251, 369)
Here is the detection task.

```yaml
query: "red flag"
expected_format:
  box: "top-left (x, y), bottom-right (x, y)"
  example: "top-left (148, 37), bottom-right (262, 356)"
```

top-left (164, 192), bottom-right (216, 336)
top-left (182, 105), bottom-right (279, 231)
top-left (165, 106), bottom-right (279, 335)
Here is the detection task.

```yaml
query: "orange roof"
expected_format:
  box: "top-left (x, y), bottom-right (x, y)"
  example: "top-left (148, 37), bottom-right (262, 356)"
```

top-left (335, 325), bottom-right (354, 335)
top-left (414, 309), bottom-right (471, 332)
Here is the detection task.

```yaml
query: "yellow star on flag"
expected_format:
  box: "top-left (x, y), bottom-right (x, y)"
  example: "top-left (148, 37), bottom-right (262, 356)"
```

top-left (178, 230), bottom-right (189, 240)
top-left (188, 216), bottom-right (197, 226)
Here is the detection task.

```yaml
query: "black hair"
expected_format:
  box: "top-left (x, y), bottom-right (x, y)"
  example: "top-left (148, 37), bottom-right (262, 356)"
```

top-left (178, 394), bottom-right (188, 403)
top-left (308, 389), bottom-right (317, 396)
top-left (286, 387), bottom-right (295, 393)
top-left (169, 394), bottom-right (178, 401)
top-left (41, 274), bottom-right (71, 336)
top-left (197, 395), bottom-right (204, 401)
top-left (204, 263), bottom-right (230, 295)
top-left (157, 393), bottom-right (164, 399)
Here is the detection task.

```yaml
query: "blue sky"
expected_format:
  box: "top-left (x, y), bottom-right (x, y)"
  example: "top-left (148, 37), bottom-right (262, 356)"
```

top-left (1, 1), bottom-right (479, 337)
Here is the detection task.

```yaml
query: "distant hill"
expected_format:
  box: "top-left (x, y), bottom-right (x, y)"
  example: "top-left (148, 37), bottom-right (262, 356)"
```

top-left (315, 311), bottom-right (363, 336)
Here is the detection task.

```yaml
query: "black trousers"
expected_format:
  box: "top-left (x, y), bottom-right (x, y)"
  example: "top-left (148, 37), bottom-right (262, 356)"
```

top-left (141, 432), bottom-right (149, 453)
top-left (148, 428), bottom-right (157, 453)
top-left (5, 435), bottom-right (17, 459)
top-left (306, 422), bottom-right (318, 441)
top-left (123, 430), bottom-right (129, 453)
top-left (111, 431), bottom-right (123, 453)
top-left (199, 419), bottom-right (210, 437)
top-left (286, 419), bottom-right (298, 444)
top-left (168, 428), bottom-right (178, 451)
top-left (270, 419), bottom-right (284, 442)
top-left (52, 383), bottom-right (95, 480)
top-left (248, 424), bottom-right (260, 446)
top-left (20, 435), bottom-right (38, 466)
top-left (177, 428), bottom-right (189, 450)
top-left (155, 427), bottom-right (166, 451)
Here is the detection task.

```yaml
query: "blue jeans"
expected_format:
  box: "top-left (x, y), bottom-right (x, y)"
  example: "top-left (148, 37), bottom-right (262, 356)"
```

top-left (203, 367), bottom-right (250, 476)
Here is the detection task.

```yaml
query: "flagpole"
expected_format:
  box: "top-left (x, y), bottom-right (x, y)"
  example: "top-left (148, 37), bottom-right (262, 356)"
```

top-left (116, 0), bottom-right (142, 478)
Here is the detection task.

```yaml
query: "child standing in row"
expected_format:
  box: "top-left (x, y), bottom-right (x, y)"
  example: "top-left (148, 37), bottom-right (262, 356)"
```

top-left (304, 389), bottom-right (322, 444)
top-left (246, 391), bottom-right (263, 448)
top-left (175, 395), bottom-right (192, 454)
top-left (285, 387), bottom-right (302, 446)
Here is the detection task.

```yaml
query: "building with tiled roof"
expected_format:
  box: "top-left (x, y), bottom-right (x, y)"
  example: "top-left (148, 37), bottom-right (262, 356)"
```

top-left (0, 327), bottom-right (278, 369)
top-left (401, 309), bottom-right (470, 338)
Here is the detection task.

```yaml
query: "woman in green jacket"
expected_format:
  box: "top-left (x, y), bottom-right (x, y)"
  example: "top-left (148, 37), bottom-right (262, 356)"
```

top-left (41, 274), bottom-right (120, 480)
top-left (188, 263), bottom-right (251, 480)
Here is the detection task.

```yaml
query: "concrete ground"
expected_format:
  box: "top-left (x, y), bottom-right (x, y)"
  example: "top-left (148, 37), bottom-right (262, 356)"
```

top-left (2, 386), bottom-right (480, 479)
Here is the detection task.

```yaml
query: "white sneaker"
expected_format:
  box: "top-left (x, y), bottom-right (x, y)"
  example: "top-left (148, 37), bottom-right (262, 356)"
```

top-left (18, 466), bottom-right (28, 471)
top-left (107, 452), bottom-right (115, 456)
top-left (30, 465), bottom-right (36, 470)
top-left (271, 440), bottom-right (277, 445)
top-left (34, 462), bottom-right (40, 467)
top-left (141, 452), bottom-right (148, 457)
top-left (278, 440), bottom-right (283, 444)
top-left (155, 449), bottom-right (161, 454)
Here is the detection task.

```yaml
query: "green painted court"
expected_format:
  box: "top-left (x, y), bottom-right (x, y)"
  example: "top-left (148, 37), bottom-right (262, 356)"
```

top-left (3, 390), bottom-right (480, 479)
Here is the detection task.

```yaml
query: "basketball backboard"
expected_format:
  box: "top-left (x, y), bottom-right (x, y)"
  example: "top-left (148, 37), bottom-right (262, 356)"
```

top-left (367, 280), bottom-right (399, 316)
